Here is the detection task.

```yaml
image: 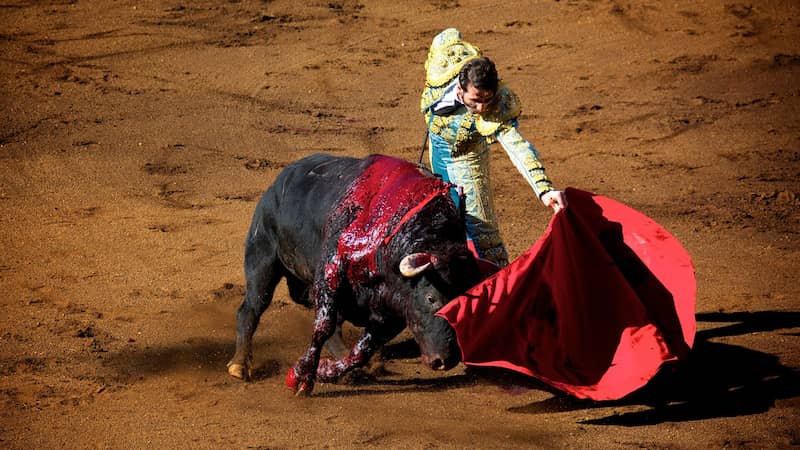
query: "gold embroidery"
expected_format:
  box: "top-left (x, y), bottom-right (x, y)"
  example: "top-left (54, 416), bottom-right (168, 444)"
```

top-left (474, 83), bottom-right (521, 136)
top-left (424, 28), bottom-right (481, 88)
top-left (420, 85), bottom-right (446, 113)
top-left (453, 113), bottom-right (476, 156)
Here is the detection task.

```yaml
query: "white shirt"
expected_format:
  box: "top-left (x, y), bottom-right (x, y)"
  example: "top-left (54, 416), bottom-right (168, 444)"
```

top-left (432, 79), bottom-right (462, 113)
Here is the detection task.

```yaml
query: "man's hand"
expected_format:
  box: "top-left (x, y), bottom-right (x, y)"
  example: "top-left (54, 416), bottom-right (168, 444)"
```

top-left (541, 190), bottom-right (568, 213)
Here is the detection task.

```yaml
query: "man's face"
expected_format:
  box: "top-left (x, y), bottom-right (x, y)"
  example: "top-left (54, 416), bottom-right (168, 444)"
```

top-left (457, 83), bottom-right (496, 114)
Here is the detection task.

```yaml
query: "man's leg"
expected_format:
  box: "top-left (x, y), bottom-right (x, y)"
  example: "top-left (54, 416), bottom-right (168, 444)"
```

top-left (430, 136), bottom-right (509, 266)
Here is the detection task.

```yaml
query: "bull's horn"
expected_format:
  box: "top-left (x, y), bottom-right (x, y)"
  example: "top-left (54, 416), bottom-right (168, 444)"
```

top-left (399, 253), bottom-right (438, 277)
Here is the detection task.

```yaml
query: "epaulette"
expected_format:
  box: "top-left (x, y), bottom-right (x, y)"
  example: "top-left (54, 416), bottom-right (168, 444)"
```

top-left (475, 83), bottom-right (521, 136)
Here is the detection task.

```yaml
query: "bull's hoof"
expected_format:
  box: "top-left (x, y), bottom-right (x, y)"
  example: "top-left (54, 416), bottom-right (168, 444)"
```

top-left (227, 361), bottom-right (251, 381)
top-left (286, 367), bottom-right (314, 396)
top-left (295, 382), bottom-right (313, 397)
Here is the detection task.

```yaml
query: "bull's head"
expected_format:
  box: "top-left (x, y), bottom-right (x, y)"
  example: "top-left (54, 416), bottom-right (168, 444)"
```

top-left (398, 251), bottom-right (482, 371)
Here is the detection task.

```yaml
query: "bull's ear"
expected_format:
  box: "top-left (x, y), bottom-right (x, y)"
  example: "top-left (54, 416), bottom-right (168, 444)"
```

top-left (399, 253), bottom-right (439, 278)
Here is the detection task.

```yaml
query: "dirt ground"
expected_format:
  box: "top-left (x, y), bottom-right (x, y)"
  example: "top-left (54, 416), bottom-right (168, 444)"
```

top-left (1, 0), bottom-right (799, 448)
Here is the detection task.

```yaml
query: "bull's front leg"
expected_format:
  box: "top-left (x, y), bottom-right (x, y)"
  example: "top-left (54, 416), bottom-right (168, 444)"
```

top-left (286, 263), bottom-right (341, 396)
top-left (316, 321), bottom-right (405, 383)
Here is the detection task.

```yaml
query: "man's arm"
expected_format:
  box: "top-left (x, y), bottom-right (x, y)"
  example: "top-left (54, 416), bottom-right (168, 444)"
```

top-left (495, 124), bottom-right (567, 212)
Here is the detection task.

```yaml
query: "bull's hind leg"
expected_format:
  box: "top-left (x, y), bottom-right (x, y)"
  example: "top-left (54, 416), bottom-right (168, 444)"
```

top-left (227, 241), bottom-right (284, 381)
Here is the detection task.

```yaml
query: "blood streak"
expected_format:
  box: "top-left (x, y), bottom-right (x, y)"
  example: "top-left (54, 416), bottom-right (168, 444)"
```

top-left (285, 367), bottom-right (298, 390)
top-left (324, 262), bottom-right (339, 291)
top-left (332, 156), bottom-right (451, 283)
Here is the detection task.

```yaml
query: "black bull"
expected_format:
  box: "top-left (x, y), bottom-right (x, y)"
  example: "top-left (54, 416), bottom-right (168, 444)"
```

top-left (227, 153), bottom-right (485, 395)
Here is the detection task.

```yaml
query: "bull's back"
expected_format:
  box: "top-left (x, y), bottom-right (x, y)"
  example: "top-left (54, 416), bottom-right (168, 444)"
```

top-left (248, 154), bottom-right (370, 281)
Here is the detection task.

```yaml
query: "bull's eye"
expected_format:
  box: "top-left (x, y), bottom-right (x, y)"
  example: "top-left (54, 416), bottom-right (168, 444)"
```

top-left (426, 294), bottom-right (436, 304)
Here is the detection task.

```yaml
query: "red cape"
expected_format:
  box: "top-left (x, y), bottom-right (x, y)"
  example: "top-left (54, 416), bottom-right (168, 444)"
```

top-left (437, 188), bottom-right (696, 400)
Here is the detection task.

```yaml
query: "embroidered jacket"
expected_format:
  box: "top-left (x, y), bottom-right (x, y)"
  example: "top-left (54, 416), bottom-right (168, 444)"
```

top-left (420, 29), bottom-right (555, 198)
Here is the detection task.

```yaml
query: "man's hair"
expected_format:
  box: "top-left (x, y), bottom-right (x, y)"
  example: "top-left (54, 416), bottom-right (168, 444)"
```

top-left (458, 57), bottom-right (499, 93)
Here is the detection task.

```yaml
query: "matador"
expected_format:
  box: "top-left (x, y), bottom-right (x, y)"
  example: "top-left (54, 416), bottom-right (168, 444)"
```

top-left (420, 28), bottom-right (567, 267)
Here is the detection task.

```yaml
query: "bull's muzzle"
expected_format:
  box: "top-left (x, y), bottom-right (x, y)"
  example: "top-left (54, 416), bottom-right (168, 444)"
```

top-left (421, 353), bottom-right (455, 371)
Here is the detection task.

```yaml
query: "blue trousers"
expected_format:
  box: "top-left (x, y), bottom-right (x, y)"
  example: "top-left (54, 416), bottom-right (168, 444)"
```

top-left (428, 132), bottom-right (509, 266)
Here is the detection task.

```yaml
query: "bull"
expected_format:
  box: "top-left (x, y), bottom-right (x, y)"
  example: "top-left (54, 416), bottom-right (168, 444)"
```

top-left (227, 153), bottom-right (485, 395)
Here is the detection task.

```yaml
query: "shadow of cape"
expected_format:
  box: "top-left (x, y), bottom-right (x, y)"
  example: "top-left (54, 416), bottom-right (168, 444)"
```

top-left (504, 310), bottom-right (800, 425)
